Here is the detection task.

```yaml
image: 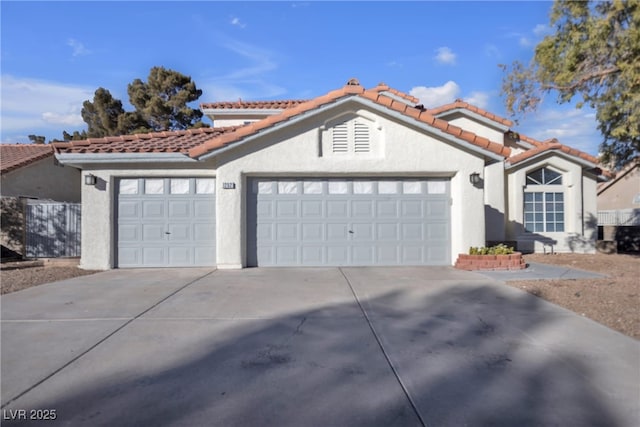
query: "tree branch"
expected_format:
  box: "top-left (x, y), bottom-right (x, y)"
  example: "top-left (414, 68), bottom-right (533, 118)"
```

top-left (541, 66), bottom-right (621, 91)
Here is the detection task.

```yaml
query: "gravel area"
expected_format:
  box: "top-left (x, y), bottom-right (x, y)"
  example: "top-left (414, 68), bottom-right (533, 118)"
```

top-left (2, 253), bottom-right (638, 339)
top-left (506, 253), bottom-right (639, 340)
top-left (1, 266), bottom-right (100, 295)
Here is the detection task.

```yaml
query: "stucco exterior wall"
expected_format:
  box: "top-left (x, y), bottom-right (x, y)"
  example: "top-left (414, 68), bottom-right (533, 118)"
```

top-left (213, 104), bottom-right (487, 268)
top-left (598, 166), bottom-right (640, 210)
top-left (484, 162), bottom-right (506, 242)
top-left (1, 158), bottom-right (80, 202)
top-left (506, 156), bottom-right (595, 253)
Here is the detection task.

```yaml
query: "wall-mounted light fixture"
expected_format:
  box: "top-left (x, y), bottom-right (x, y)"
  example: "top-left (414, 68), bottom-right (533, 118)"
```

top-left (84, 174), bottom-right (97, 186)
top-left (469, 172), bottom-right (481, 185)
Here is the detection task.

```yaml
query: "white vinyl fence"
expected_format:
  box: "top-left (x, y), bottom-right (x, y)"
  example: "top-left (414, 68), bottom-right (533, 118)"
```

top-left (597, 209), bottom-right (640, 226)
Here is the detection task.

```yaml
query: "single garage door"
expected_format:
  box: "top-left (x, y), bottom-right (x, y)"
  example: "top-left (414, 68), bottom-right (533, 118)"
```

top-left (116, 177), bottom-right (216, 267)
top-left (247, 178), bottom-right (450, 266)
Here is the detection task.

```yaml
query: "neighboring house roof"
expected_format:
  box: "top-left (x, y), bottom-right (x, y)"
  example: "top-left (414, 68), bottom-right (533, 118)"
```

top-left (52, 127), bottom-right (242, 154)
top-left (426, 99), bottom-right (514, 128)
top-left (597, 158), bottom-right (639, 195)
top-left (1, 144), bottom-right (53, 175)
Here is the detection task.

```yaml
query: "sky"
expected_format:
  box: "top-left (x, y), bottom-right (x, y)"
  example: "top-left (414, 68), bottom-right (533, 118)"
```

top-left (0, 1), bottom-right (602, 156)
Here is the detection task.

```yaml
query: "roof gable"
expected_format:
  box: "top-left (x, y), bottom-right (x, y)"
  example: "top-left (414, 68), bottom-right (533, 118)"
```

top-left (428, 99), bottom-right (514, 128)
top-left (1, 144), bottom-right (53, 175)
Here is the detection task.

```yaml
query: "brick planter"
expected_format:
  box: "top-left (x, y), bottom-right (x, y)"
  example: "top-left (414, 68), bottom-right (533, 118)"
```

top-left (454, 252), bottom-right (526, 271)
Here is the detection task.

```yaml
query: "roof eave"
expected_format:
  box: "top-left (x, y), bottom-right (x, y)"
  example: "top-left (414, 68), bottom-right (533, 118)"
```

top-left (55, 152), bottom-right (196, 168)
top-left (505, 150), bottom-right (596, 170)
top-left (197, 96), bottom-right (506, 162)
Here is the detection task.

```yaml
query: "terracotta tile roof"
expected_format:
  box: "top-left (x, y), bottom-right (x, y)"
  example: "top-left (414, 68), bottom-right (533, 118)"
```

top-left (427, 99), bottom-right (514, 128)
top-left (370, 82), bottom-right (420, 104)
top-left (54, 127), bottom-right (242, 155)
top-left (1, 144), bottom-right (53, 175)
top-left (200, 100), bottom-right (308, 110)
top-left (189, 79), bottom-right (512, 159)
top-left (517, 133), bottom-right (548, 148)
top-left (507, 140), bottom-right (599, 166)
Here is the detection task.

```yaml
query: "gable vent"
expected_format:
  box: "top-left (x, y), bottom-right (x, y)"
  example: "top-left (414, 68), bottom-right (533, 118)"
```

top-left (332, 123), bottom-right (349, 153)
top-left (354, 121), bottom-right (370, 153)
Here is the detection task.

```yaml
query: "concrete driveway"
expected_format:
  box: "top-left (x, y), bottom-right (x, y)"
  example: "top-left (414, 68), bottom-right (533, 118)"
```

top-left (1, 267), bottom-right (638, 426)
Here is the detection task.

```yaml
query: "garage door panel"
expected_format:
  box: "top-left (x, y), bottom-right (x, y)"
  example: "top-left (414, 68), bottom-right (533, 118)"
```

top-left (142, 201), bottom-right (164, 218)
top-left (327, 201), bottom-right (348, 218)
top-left (276, 200), bottom-right (298, 217)
top-left (168, 200), bottom-right (190, 218)
top-left (376, 223), bottom-right (398, 240)
top-left (327, 223), bottom-right (348, 240)
top-left (143, 247), bottom-right (164, 265)
top-left (276, 246), bottom-right (298, 265)
top-left (118, 224), bottom-right (139, 242)
top-left (352, 223), bottom-right (374, 240)
top-left (302, 246), bottom-right (323, 264)
top-left (143, 224), bottom-right (165, 241)
top-left (301, 200), bottom-right (323, 217)
top-left (247, 178), bottom-right (450, 266)
top-left (194, 223), bottom-right (216, 241)
top-left (377, 200), bottom-right (398, 218)
top-left (118, 201), bottom-right (140, 219)
top-left (302, 223), bottom-right (324, 241)
top-left (117, 178), bottom-right (215, 267)
top-left (168, 224), bottom-right (190, 241)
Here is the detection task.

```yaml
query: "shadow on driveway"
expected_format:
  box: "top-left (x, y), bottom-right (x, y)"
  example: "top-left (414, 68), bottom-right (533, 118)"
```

top-left (2, 270), bottom-right (637, 427)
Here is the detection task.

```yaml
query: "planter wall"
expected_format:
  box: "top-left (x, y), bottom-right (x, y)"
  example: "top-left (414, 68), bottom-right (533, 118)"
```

top-left (454, 252), bottom-right (526, 271)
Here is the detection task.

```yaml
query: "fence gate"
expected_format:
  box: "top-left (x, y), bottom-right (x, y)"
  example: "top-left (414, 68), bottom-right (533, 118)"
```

top-left (25, 201), bottom-right (81, 258)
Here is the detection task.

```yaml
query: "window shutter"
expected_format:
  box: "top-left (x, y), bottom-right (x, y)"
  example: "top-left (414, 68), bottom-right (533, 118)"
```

top-left (353, 121), bottom-right (370, 153)
top-left (332, 123), bottom-right (349, 153)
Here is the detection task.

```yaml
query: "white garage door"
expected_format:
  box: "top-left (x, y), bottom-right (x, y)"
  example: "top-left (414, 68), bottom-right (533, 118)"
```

top-left (247, 178), bottom-right (450, 266)
top-left (116, 177), bottom-right (216, 267)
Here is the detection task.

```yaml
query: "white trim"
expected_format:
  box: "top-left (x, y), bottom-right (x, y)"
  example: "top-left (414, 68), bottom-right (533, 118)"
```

top-left (433, 108), bottom-right (510, 132)
top-left (201, 108), bottom-right (284, 117)
top-left (55, 153), bottom-right (196, 168)
top-left (506, 150), bottom-right (596, 170)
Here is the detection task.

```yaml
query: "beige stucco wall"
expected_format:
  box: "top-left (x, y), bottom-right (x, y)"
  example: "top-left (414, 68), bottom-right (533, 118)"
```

top-left (75, 102), bottom-right (496, 270)
top-left (1, 158), bottom-right (80, 202)
top-left (506, 155), bottom-right (597, 253)
top-left (484, 162), bottom-right (506, 242)
top-left (598, 166), bottom-right (640, 210)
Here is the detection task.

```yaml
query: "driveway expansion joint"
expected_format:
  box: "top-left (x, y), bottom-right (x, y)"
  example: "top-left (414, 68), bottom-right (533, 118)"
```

top-left (338, 268), bottom-right (428, 427)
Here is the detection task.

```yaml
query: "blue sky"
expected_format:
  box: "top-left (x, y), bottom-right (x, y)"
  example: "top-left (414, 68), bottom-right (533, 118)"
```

top-left (1, 1), bottom-right (601, 155)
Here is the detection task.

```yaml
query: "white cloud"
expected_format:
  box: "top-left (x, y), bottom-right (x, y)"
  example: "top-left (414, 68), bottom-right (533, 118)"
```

top-left (434, 47), bottom-right (456, 65)
top-left (409, 81), bottom-right (460, 107)
top-left (464, 91), bottom-right (490, 109)
top-left (484, 44), bottom-right (501, 59)
top-left (67, 38), bottom-right (91, 57)
top-left (517, 107), bottom-right (601, 155)
top-left (230, 17), bottom-right (246, 28)
top-left (519, 37), bottom-right (532, 47)
top-left (42, 111), bottom-right (84, 126)
top-left (533, 24), bottom-right (550, 37)
top-left (0, 75), bottom-right (93, 141)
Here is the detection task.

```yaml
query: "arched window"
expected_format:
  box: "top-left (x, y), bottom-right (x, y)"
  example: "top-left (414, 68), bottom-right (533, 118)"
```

top-left (524, 167), bottom-right (564, 232)
top-left (526, 167), bottom-right (562, 185)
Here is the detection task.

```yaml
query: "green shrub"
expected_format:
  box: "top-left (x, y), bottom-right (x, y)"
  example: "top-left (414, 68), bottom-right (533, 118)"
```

top-left (468, 244), bottom-right (514, 255)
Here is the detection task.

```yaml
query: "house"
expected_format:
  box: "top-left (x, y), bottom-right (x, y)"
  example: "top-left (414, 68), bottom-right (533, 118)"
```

top-left (53, 79), bottom-right (607, 270)
top-left (597, 159), bottom-right (640, 252)
top-left (1, 144), bottom-right (81, 258)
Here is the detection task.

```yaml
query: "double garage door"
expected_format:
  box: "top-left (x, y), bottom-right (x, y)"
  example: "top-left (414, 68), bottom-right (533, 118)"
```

top-left (247, 178), bottom-right (451, 266)
top-left (116, 177), bottom-right (216, 267)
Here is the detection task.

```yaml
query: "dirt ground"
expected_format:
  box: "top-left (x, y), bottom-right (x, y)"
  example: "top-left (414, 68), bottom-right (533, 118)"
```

top-left (508, 253), bottom-right (639, 340)
top-left (1, 253), bottom-right (638, 339)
